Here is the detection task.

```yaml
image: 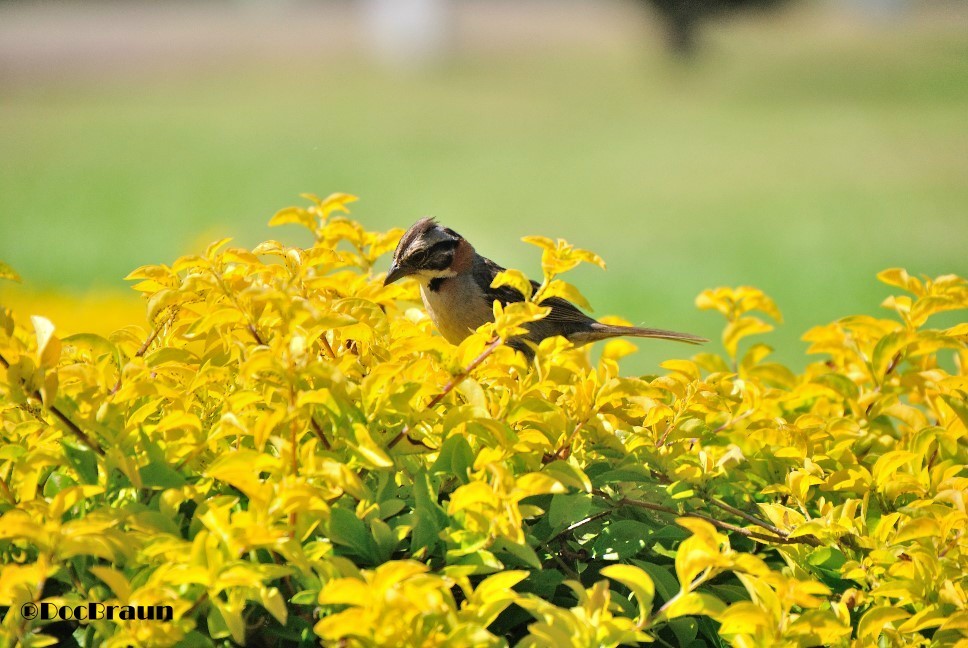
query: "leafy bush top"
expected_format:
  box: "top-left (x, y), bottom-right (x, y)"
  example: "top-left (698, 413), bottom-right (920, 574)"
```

top-left (1, 194), bottom-right (966, 647)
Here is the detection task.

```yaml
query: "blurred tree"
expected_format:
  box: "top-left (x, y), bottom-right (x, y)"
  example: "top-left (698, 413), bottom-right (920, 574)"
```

top-left (639, 0), bottom-right (792, 56)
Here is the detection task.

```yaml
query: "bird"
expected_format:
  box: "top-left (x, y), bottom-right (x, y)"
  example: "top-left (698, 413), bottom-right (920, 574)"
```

top-left (383, 218), bottom-right (706, 359)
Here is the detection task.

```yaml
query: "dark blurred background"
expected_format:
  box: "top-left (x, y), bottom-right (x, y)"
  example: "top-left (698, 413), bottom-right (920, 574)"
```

top-left (1, 0), bottom-right (966, 372)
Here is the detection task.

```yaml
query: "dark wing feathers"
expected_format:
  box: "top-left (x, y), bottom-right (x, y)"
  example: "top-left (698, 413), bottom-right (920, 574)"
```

top-left (469, 251), bottom-right (705, 357)
top-left (471, 255), bottom-right (596, 330)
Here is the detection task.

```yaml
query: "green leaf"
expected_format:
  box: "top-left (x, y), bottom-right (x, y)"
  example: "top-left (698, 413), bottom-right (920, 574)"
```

top-left (430, 434), bottom-right (474, 484)
top-left (290, 590), bottom-right (318, 605)
top-left (411, 470), bottom-right (447, 555)
top-left (139, 435), bottom-right (186, 489)
top-left (134, 510), bottom-right (182, 536)
top-left (492, 537), bottom-right (542, 569)
top-left (601, 564), bottom-right (655, 622)
top-left (43, 471), bottom-right (77, 498)
top-left (631, 561), bottom-right (680, 603)
top-left (328, 507), bottom-right (380, 564)
top-left (173, 631), bottom-right (216, 648)
top-left (548, 493), bottom-right (593, 530)
top-left (541, 460), bottom-right (592, 493)
top-left (667, 617), bottom-right (699, 646)
top-left (368, 518), bottom-right (397, 562)
top-left (590, 520), bottom-right (654, 560)
top-left (61, 440), bottom-right (99, 485)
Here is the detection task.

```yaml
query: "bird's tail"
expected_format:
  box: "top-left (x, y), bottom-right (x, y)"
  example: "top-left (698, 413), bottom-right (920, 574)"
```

top-left (573, 324), bottom-right (707, 346)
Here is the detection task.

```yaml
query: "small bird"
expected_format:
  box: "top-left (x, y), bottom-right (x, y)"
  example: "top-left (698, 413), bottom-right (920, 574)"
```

top-left (384, 218), bottom-right (706, 358)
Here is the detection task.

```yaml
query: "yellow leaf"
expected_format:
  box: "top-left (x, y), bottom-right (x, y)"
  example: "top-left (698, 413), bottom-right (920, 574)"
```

top-left (857, 606), bottom-right (910, 643)
top-left (520, 235), bottom-right (555, 251)
top-left (0, 510), bottom-right (48, 545)
top-left (723, 316), bottom-right (773, 359)
top-left (31, 315), bottom-right (61, 369)
top-left (0, 260), bottom-right (21, 282)
top-left (541, 461), bottom-right (592, 493)
top-left (269, 206), bottom-right (315, 229)
top-left (222, 248), bottom-right (260, 266)
top-left (0, 559), bottom-right (52, 605)
top-left (718, 601), bottom-right (772, 636)
top-left (897, 605), bottom-right (946, 634)
top-left (491, 269), bottom-right (533, 300)
top-left (894, 517), bottom-right (940, 544)
top-left (318, 192), bottom-right (359, 217)
top-left (471, 570), bottom-right (528, 604)
top-left (319, 577), bottom-right (369, 606)
top-left (260, 586), bottom-right (288, 626)
top-left (872, 451), bottom-right (916, 488)
top-left (491, 300), bottom-right (550, 341)
top-left (156, 411), bottom-right (202, 433)
top-left (877, 268), bottom-right (922, 295)
top-left (214, 598), bottom-right (246, 645)
top-left (600, 564), bottom-right (655, 622)
top-left (660, 359), bottom-right (701, 382)
top-left (788, 520), bottom-right (827, 539)
top-left (515, 472), bottom-right (567, 497)
top-left (675, 519), bottom-right (728, 588)
top-left (663, 591), bottom-right (726, 620)
top-left (601, 338), bottom-right (638, 361)
top-left (539, 279), bottom-right (592, 311)
top-left (205, 237), bottom-right (233, 258)
top-left (349, 423), bottom-right (393, 469)
top-left (50, 485), bottom-right (104, 519)
top-left (90, 566), bottom-right (131, 601)
top-left (468, 570), bottom-right (526, 626)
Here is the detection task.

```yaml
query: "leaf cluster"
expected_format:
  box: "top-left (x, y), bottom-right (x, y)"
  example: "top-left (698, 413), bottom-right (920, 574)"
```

top-left (0, 195), bottom-right (966, 647)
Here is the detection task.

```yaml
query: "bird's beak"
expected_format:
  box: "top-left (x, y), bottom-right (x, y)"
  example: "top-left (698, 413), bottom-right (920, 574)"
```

top-left (384, 262), bottom-right (408, 286)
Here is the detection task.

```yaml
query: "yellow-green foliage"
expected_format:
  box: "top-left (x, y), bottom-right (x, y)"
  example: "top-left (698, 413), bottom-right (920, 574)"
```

top-left (1, 194), bottom-right (966, 647)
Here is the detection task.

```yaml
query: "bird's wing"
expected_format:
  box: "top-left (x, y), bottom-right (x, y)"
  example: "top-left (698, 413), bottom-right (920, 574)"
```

top-left (472, 255), bottom-right (595, 327)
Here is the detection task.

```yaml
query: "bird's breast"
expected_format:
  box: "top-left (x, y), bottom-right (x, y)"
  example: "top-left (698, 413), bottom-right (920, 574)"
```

top-left (420, 274), bottom-right (494, 345)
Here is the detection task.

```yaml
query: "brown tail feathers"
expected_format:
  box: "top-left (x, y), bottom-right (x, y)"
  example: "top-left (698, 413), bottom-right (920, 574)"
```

top-left (572, 324), bottom-right (707, 346)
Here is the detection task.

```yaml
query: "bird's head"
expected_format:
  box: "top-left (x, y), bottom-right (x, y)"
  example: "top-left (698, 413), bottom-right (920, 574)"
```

top-left (384, 218), bottom-right (469, 286)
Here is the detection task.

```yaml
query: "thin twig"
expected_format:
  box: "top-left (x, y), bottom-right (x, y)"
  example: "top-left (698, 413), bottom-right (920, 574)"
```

top-left (320, 335), bottom-right (337, 360)
top-left (710, 409), bottom-right (755, 435)
top-left (387, 337), bottom-right (502, 449)
top-left (549, 546), bottom-right (580, 580)
top-left (0, 473), bottom-right (16, 506)
top-left (0, 351), bottom-right (104, 456)
top-left (135, 312), bottom-right (174, 358)
top-left (184, 592), bottom-right (209, 618)
top-left (708, 496), bottom-right (788, 538)
top-left (426, 337), bottom-right (502, 410)
top-left (111, 309), bottom-right (179, 394)
top-left (210, 268), bottom-right (267, 345)
top-left (548, 414), bottom-right (591, 462)
top-left (538, 509), bottom-right (612, 554)
top-left (310, 416), bottom-right (331, 450)
top-left (618, 497), bottom-right (821, 547)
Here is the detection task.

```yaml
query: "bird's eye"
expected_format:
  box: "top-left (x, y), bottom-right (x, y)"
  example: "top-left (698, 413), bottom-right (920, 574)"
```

top-left (409, 251), bottom-right (428, 266)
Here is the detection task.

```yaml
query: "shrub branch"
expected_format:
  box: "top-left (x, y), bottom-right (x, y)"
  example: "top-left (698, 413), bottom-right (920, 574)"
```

top-left (387, 337), bottom-right (502, 449)
top-left (617, 496), bottom-right (821, 546)
top-left (0, 351), bottom-right (104, 457)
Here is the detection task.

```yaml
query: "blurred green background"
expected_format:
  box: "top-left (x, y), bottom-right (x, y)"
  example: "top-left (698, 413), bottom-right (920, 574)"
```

top-left (1, 1), bottom-right (965, 373)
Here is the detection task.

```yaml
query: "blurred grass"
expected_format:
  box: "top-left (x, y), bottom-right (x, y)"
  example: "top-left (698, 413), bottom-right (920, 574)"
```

top-left (1, 7), bottom-right (966, 373)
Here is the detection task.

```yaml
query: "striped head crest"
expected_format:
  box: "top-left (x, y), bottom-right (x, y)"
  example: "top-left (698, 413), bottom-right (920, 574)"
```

top-left (385, 218), bottom-right (465, 285)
